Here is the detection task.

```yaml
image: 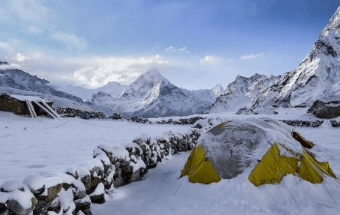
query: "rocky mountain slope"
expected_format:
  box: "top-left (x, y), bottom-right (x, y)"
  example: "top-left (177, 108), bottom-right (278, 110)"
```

top-left (208, 74), bottom-right (278, 113)
top-left (0, 62), bottom-right (83, 103)
top-left (209, 6), bottom-right (340, 113)
top-left (91, 69), bottom-right (221, 117)
top-left (52, 81), bottom-right (126, 102)
top-left (253, 6), bottom-right (340, 108)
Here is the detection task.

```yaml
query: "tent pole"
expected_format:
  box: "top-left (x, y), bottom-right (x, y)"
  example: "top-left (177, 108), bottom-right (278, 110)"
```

top-left (33, 101), bottom-right (56, 119)
top-left (26, 100), bottom-right (36, 118)
top-left (41, 101), bottom-right (61, 119)
top-left (29, 101), bottom-right (38, 118)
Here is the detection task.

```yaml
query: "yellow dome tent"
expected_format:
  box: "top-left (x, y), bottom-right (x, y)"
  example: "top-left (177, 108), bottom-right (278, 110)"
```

top-left (181, 118), bottom-right (336, 185)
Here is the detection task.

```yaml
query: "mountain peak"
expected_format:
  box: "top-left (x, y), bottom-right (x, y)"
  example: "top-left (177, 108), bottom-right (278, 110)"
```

top-left (0, 61), bottom-right (8, 65)
top-left (141, 68), bottom-right (167, 81)
top-left (211, 84), bottom-right (224, 97)
top-left (132, 69), bottom-right (170, 87)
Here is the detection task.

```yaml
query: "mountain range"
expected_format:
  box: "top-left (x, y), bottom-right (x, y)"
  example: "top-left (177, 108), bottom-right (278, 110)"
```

top-left (0, 62), bottom-right (223, 117)
top-left (2, 6), bottom-right (340, 117)
top-left (90, 69), bottom-right (223, 117)
top-left (208, 6), bottom-right (340, 113)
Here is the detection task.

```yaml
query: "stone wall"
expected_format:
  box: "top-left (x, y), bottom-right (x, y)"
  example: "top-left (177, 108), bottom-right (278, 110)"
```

top-left (280, 120), bottom-right (324, 127)
top-left (0, 129), bottom-right (201, 215)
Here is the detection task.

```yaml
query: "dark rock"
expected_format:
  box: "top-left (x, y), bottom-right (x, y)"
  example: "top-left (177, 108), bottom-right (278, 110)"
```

top-left (82, 177), bottom-right (101, 195)
top-left (56, 107), bottom-right (106, 120)
top-left (89, 193), bottom-right (105, 204)
top-left (280, 120), bottom-right (324, 127)
top-left (307, 100), bottom-right (340, 119)
top-left (108, 113), bottom-right (124, 120)
top-left (330, 120), bottom-right (340, 127)
top-left (192, 123), bottom-right (202, 129)
top-left (0, 203), bottom-right (7, 215)
top-left (7, 196), bottom-right (37, 215)
top-left (33, 201), bottom-right (48, 215)
top-left (37, 184), bottom-right (63, 203)
top-left (75, 196), bottom-right (91, 214)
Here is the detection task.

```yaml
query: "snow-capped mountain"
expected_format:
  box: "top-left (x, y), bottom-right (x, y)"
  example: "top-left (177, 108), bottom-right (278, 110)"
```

top-left (208, 74), bottom-right (278, 113)
top-left (0, 62), bottom-right (83, 103)
top-left (191, 85), bottom-right (224, 104)
top-left (252, 6), bottom-right (340, 108)
top-left (211, 84), bottom-right (224, 97)
top-left (91, 69), bottom-right (219, 117)
top-left (209, 6), bottom-right (340, 113)
top-left (53, 81), bottom-right (126, 102)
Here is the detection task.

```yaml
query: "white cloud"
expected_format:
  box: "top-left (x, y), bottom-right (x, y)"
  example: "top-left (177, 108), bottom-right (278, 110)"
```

top-left (165, 46), bottom-right (175, 52)
top-left (51, 31), bottom-right (88, 50)
top-left (178, 47), bottom-right (187, 52)
top-left (240, 52), bottom-right (264, 61)
top-left (0, 63), bottom-right (22, 70)
top-left (15, 53), bottom-right (30, 62)
top-left (7, 0), bottom-right (49, 23)
top-left (73, 55), bottom-right (169, 88)
top-left (200, 55), bottom-right (222, 64)
top-left (0, 41), bottom-right (14, 53)
top-left (165, 46), bottom-right (189, 54)
top-left (27, 26), bottom-right (43, 35)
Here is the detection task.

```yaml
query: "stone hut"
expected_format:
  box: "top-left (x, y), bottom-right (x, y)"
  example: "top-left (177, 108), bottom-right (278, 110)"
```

top-left (0, 93), bottom-right (60, 118)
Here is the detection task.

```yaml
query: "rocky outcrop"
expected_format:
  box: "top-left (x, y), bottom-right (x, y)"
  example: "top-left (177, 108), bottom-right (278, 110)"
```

top-left (307, 100), bottom-right (340, 119)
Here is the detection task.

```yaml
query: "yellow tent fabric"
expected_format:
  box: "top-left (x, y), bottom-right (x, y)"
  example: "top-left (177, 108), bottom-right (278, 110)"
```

top-left (298, 149), bottom-right (336, 183)
top-left (248, 143), bottom-right (299, 186)
top-left (249, 143), bottom-right (337, 186)
top-left (181, 145), bottom-right (221, 184)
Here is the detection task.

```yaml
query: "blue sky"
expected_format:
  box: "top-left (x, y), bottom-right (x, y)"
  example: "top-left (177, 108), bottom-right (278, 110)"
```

top-left (0, 0), bottom-right (339, 89)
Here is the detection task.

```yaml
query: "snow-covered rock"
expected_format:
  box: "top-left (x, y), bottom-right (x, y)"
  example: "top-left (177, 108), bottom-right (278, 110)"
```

top-left (208, 6), bottom-right (340, 113)
top-left (253, 6), bottom-right (340, 108)
top-left (208, 74), bottom-right (279, 113)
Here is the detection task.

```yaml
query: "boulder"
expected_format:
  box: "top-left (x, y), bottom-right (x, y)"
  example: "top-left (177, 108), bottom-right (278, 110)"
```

top-left (308, 100), bottom-right (340, 119)
top-left (75, 195), bottom-right (91, 214)
top-left (89, 183), bottom-right (105, 204)
top-left (6, 190), bottom-right (37, 215)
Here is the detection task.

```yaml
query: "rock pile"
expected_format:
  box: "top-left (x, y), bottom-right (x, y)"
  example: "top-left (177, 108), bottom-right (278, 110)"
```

top-left (56, 108), bottom-right (106, 120)
top-left (280, 120), bottom-right (324, 127)
top-left (156, 116), bottom-right (205, 125)
top-left (0, 129), bottom-right (201, 215)
top-left (330, 120), bottom-right (340, 127)
top-left (107, 113), bottom-right (205, 126)
top-left (108, 114), bottom-right (150, 123)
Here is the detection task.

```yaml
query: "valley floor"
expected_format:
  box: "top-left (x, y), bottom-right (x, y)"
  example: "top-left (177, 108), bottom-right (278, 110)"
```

top-left (0, 110), bottom-right (339, 215)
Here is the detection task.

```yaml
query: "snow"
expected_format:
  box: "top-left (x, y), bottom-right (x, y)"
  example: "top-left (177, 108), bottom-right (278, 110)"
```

top-left (0, 111), bottom-right (191, 185)
top-left (1, 108), bottom-right (340, 215)
top-left (91, 111), bottom-right (339, 215)
top-left (0, 179), bottom-right (24, 192)
top-left (89, 183), bottom-right (104, 197)
top-left (10, 94), bottom-right (50, 103)
top-left (92, 123), bottom-right (340, 215)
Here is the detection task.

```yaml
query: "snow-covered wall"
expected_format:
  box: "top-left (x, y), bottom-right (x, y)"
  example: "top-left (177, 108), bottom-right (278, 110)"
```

top-left (0, 129), bottom-right (201, 215)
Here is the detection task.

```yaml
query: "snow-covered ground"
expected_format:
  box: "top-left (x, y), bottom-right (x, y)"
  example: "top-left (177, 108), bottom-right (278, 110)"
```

top-left (1, 109), bottom-right (339, 215)
top-left (0, 112), bottom-right (192, 184)
top-left (92, 126), bottom-right (340, 215)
